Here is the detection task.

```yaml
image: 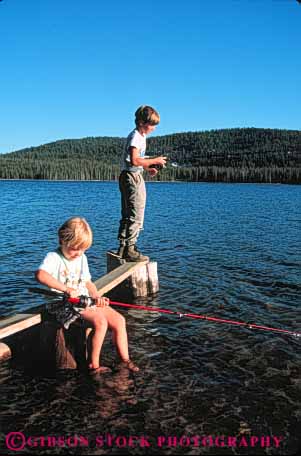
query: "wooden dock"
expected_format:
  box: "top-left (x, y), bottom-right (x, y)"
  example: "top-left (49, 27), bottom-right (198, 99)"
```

top-left (0, 256), bottom-right (157, 363)
top-left (95, 258), bottom-right (148, 295)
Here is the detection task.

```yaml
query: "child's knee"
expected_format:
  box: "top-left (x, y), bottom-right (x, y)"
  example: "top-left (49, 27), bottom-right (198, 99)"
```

top-left (117, 314), bottom-right (126, 330)
top-left (94, 315), bottom-right (108, 331)
top-left (111, 313), bottom-right (126, 331)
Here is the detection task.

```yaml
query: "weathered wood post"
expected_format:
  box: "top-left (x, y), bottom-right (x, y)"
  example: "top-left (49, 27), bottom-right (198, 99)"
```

top-left (106, 251), bottom-right (159, 298)
top-left (39, 319), bottom-right (87, 370)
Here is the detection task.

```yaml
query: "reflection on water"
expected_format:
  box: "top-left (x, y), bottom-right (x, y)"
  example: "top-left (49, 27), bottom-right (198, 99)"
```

top-left (0, 181), bottom-right (301, 455)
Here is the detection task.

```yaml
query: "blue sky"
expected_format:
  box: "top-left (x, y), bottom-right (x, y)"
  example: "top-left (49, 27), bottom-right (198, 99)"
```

top-left (0, 0), bottom-right (300, 153)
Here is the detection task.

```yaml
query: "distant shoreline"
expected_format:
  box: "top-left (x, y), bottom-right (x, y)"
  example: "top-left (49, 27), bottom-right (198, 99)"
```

top-left (0, 178), bottom-right (190, 184)
top-left (0, 179), bottom-right (298, 186)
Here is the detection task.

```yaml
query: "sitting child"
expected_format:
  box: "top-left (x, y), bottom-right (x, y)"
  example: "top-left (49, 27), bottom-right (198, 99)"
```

top-left (35, 216), bottom-right (139, 373)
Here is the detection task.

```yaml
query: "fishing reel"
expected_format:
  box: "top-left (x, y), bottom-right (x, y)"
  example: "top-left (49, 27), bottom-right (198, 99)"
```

top-left (62, 293), bottom-right (95, 309)
top-left (147, 154), bottom-right (168, 171)
top-left (149, 155), bottom-right (178, 171)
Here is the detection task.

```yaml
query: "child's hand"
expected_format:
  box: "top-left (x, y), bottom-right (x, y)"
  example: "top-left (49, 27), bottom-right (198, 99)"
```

top-left (65, 287), bottom-right (79, 298)
top-left (157, 156), bottom-right (167, 166)
top-left (93, 295), bottom-right (110, 307)
top-left (148, 168), bottom-right (158, 178)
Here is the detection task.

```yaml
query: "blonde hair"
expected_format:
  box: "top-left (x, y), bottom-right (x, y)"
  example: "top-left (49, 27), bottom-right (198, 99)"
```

top-left (58, 217), bottom-right (93, 250)
top-left (135, 105), bottom-right (160, 127)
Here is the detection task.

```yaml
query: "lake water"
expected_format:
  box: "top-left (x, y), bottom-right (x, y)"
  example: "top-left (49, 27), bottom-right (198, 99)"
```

top-left (0, 180), bottom-right (300, 455)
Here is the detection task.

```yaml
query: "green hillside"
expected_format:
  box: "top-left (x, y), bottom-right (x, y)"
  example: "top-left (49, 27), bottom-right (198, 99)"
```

top-left (0, 128), bottom-right (300, 183)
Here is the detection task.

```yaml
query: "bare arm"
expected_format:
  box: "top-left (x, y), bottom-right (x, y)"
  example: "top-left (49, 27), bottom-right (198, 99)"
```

top-left (130, 147), bottom-right (166, 169)
top-left (35, 269), bottom-right (77, 296)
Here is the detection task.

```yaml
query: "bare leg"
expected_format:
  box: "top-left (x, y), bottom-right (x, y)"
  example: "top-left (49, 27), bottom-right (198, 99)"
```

top-left (101, 307), bottom-right (129, 360)
top-left (101, 307), bottom-right (139, 372)
top-left (80, 308), bottom-right (108, 369)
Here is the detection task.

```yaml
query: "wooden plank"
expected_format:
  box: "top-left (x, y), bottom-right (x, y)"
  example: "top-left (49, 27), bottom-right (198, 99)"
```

top-left (94, 260), bottom-right (148, 295)
top-left (0, 313), bottom-right (41, 339)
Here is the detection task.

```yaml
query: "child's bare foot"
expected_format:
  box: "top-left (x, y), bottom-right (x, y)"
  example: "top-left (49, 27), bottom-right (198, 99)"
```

top-left (88, 364), bottom-right (112, 374)
top-left (120, 359), bottom-right (140, 372)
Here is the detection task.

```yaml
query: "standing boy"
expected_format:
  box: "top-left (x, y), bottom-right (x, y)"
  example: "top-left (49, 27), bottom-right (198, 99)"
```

top-left (117, 105), bottom-right (166, 262)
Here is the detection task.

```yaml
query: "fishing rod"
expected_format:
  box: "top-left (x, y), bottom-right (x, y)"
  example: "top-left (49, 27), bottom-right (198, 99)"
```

top-left (28, 287), bottom-right (301, 338)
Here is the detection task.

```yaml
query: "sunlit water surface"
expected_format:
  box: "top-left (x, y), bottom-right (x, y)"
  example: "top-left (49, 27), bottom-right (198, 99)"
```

top-left (0, 181), bottom-right (300, 455)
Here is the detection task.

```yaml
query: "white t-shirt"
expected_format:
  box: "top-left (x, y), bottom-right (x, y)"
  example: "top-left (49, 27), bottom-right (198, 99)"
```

top-left (122, 128), bottom-right (146, 172)
top-left (38, 250), bottom-right (91, 296)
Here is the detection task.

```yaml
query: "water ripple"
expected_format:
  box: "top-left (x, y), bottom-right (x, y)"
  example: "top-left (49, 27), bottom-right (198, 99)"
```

top-left (0, 181), bottom-right (300, 455)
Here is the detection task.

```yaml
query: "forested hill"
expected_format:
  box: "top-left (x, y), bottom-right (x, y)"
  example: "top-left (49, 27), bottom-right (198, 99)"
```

top-left (0, 128), bottom-right (300, 183)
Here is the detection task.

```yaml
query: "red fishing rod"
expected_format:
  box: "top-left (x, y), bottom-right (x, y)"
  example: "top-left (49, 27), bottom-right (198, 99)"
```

top-left (109, 300), bottom-right (301, 337)
top-left (29, 288), bottom-right (301, 338)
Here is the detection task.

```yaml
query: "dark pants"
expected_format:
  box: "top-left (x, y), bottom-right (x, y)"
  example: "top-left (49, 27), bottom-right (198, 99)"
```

top-left (118, 170), bottom-right (146, 246)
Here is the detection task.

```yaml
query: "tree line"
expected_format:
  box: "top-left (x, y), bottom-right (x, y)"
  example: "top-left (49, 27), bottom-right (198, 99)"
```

top-left (0, 128), bottom-right (300, 183)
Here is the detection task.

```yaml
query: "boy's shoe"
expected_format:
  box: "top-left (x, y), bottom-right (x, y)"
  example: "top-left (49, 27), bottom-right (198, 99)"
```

top-left (124, 245), bottom-right (149, 262)
top-left (117, 245), bottom-right (126, 258)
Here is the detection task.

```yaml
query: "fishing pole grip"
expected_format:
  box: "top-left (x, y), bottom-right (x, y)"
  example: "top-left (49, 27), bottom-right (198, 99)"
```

top-left (66, 295), bottom-right (98, 308)
top-left (67, 297), bottom-right (81, 304)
